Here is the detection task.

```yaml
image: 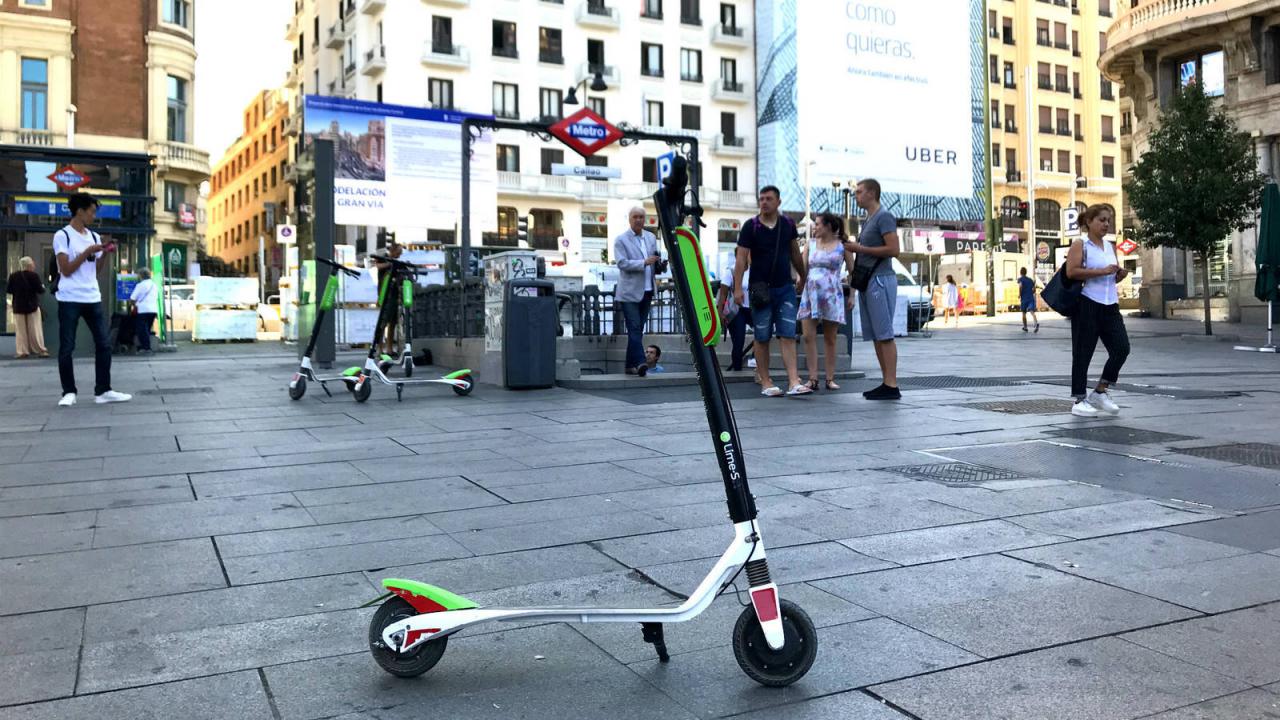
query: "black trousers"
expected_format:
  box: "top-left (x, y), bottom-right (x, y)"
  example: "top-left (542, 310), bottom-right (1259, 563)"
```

top-left (1070, 297), bottom-right (1129, 398)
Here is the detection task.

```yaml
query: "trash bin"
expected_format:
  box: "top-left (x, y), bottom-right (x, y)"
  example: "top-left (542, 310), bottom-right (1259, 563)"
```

top-left (503, 278), bottom-right (557, 389)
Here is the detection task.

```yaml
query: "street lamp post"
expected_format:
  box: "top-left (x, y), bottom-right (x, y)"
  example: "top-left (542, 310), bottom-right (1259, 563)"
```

top-left (563, 71), bottom-right (609, 107)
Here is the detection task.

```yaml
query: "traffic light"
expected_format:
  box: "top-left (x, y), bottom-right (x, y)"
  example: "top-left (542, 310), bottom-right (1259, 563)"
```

top-left (1017, 201), bottom-right (1030, 220)
top-left (377, 228), bottom-right (397, 246)
top-left (516, 216), bottom-right (530, 247)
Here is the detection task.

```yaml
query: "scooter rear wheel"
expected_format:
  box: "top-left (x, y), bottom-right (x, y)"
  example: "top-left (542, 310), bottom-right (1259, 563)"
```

top-left (289, 376), bottom-right (307, 401)
top-left (732, 599), bottom-right (817, 687)
top-left (368, 597), bottom-right (449, 678)
top-left (403, 361), bottom-right (413, 378)
top-left (452, 374), bottom-right (473, 396)
top-left (353, 378), bottom-right (372, 403)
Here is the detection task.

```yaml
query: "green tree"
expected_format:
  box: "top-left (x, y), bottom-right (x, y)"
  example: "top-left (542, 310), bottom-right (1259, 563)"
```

top-left (1125, 80), bottom-right (1265, 335)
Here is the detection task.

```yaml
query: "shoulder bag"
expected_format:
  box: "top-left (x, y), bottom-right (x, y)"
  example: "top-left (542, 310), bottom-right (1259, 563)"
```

top-left (1040, 262), bottom-right (1083, 317)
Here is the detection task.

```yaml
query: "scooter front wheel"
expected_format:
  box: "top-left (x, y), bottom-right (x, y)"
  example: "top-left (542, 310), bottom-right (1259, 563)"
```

top-left (452, 374), bottom-right (473, 396)
top-left (368, 597), bottom-right (448, 678)
top-left (288, 376), bottom-right (307, 401)
top-left (732, 599), bottom-right (817, 687)
top-left (353, 378), bottom-right (372, 403)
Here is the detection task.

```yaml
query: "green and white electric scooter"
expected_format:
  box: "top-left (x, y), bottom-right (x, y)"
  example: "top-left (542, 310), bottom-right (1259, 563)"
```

top-left (288, 256), bottom-right (363, 400)
top-left (362, 156), bottom-right (818, 687)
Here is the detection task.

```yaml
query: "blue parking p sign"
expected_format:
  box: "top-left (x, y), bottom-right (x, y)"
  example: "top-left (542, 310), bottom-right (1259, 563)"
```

top-left (657, 152), bottom-right (676, 183)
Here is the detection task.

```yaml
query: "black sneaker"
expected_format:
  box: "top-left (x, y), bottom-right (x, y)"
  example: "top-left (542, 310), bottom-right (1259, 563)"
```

top-left (862, 383), bottom-right (886, 398)
top-left (637, 365), bottom-right (648, 378)
top-left (865, 384), bottom-right (901, 400)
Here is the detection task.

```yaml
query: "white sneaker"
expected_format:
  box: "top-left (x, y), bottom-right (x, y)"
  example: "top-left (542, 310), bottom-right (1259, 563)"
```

top-left (747, 358), bottom-right (757, 368)
top-left (1087, 390), bottom-right (1120, 415)
top-left (1070, 400), bottom-right (1099, 418)
top-left (94, 390), bottom-right (132, 405)
top-left (58, 393), bottom-right (77, 407)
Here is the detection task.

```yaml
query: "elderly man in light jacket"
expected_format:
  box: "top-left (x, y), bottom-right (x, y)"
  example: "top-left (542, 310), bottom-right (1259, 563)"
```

top-left (614, 206), bottom-right (663, 376)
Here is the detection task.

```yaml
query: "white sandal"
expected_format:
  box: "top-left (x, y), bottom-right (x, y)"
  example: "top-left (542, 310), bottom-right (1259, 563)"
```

top-left (760, 385), bottom-right (783, 397)
top-left (785, 384), bottom-right (813, 396)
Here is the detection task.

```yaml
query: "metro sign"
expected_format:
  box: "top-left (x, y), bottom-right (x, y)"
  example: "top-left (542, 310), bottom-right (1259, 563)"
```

top-left (48, 166), bottom-right (91, 191)
top-left (549, 107), bottom-right (623, 158)
top-left (1116, 237), bottom-right (1139, 255)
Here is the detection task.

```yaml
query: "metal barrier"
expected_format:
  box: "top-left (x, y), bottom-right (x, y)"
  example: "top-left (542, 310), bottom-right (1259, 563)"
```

top-left (412, 280), bottom-right (485, 338)
top-left (555, 284), bottom-right (690, 337)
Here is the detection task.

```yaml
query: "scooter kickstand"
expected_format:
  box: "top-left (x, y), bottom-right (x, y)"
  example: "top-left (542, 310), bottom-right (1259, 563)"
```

top-left (640, 623), bottom-right (670, 663)
top-left (395, 383), bottom-right (404, 402)
top-left (319, 381), bottom-right (332, 398)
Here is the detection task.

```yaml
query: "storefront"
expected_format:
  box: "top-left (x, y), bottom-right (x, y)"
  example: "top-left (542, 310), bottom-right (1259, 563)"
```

top-left (1, 145), bottom-right (154, 341)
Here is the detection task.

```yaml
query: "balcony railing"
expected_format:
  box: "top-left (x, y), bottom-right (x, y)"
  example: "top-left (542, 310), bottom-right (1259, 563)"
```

top-left (360, 0), bottom-right (385, 13)
top-left (712, 79), bottom-right (748, 102)
top-left (541, 52), bottom-right (564, 64)
top-left (1004, 78), bottom-right (1017, 89)
top-left (712, 22), bottom-right (750, 46)
top-left (1101, 134), bottom-right (1116, 142)
top-left (1006, 170), bottom-right (1022, 182)
top-left (1, 128), bottom-right (63, 147)
top-left (493, 45), bottom-right (518, 59)
top-left (577, 1), bottom-right (620, 28)
top-left (1003, 31), bottom-right (1015, 44)
top-left (362, 44), bottom-right (386, 74)
top-left (422, 43), bottom-right (470, 68)
top-left (1005, 121), bottom-right (1018, 133)
top-left (151, 141), bottom-right (211, 175)
top-left (1038, 75), bottom-right (1053, 89)
top-left (1101, 86), bottom-right (1115, 100)
top-left (1075, 130), bottom-right (1085, 140)
top-left (1040, 124), bottom-right (1055, 134)
top-left (1057, 125), bottom-right (1072, 136)
top-left (991, 117), bottom-right (1002, 129)
top-left (1055, 79), bottom-right (1070, 92)
top-left (1054, 40), bottom-right (1071, 50)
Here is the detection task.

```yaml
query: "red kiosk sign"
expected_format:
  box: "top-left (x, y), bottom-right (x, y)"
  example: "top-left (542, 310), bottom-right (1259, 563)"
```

top-left (549, 108), bottom-right (623, 158)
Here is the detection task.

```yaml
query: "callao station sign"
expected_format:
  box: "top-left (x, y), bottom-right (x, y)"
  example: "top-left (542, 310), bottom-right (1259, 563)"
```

top-left (549, 107), bottom-right (623, 158)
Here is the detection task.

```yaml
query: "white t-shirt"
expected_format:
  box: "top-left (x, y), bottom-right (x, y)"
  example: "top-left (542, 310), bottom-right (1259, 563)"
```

top-left (130, 278), bottom-right (159, 315)
top-left (53, 224), bottom-right (102, 303)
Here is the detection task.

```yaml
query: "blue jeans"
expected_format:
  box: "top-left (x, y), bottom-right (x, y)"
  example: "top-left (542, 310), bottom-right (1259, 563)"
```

top-left (620, 291), bottom-right (652, 370)
top-left (728, 307), bottom-right (752, 370)
top-left (58, 301), bottom-right (112, 396)
top-left (752, 285), bottom-right (798, 342)
top-left (136, 313), bottom-right (156, 351)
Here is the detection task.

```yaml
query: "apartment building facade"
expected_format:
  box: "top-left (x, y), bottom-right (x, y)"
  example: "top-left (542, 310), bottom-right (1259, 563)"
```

top-left (1101, 0), bottom-right (1280, 322)
top-left (988, 0), bottom-right (1129, 284)
top-left (282, 0), bottom-right (756, 258)
top-left (207, 89), bottom-right (292, 287)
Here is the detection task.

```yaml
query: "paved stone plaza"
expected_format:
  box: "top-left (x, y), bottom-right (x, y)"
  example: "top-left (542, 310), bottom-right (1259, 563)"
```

top-left (1, 316), bottom-right (1279, 720)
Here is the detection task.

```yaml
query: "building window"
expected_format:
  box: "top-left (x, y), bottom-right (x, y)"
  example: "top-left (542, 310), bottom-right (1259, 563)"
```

top-left (992, 143), bottom-right (1001, 166)
top-left (1101, 115), bottom-right (1115, 142)
top-left (429, 78), bottom-right (454, 109)
top-left (1001, 195), bottom-right (1023, 228)
top-left (1057, 150), bottom-right (1070, 173)
top-left (539, 88), bottom-right (563, 121)
top-left (1036, 19), bottom-right (1050, 47)
top-left (642, 42), bottom-right (663, 77)
top-left (645, 100), bottom-right (664, 127)
top-left (1040, 148), bottom-right (1053, 172)
top-left (432, 16), bottom-right (454, 53)
top-left (642, 156), bottom-right (658, 183)
top-left (539, 27), bottom-right (563, 64)
top-left (721, 166), bottom-right (738, 191)
top-left (720, 111), bottom-right (737, 140)
top-left (493, 82), bottom-right (519, 119)
top-left (1035, 199), bottom-right (1061, 231)
top-left (587, 97), bottom-right (606, 116)
top-left (270, 167), bottom-right (277, 188)
top-left (1102, 155), bottom-right (1115, 178)
top-left (162, 0), bottom-right (191, 29)
top-left (587, 38), bottom-right (606, 74)
top-left (680, 48), bottom-right (702, 82)
top-left (164, 181), bottom-right (186, 212)
top-left (680, 0), bottom-right (700, 25)
top-left (496, 144), bottom-right (520, 172)
top-left (493, 20), bottom-right (518, 58)
top-left (1003, 62), bottom-right (1015, 87)
top-left (989, 54), bottom-right (999, 84)
top-left (20, 58), bottom-right (48, 130)
top-left (1265, 26), bottom-right (1280, 85)
top-left (540, 147), bottom-right (564, 175)
top-left (1177, 50), bottom-right (1225, 97)
top-left (167, 75), bottom-right (188, 142)
top-left (530, 209), bottom-right (563, 250)
top-left (681, 104), bottom-right (700, 131)
top-left (643, 0), bottom-right (663, 19)
top-left (720, 2), bottom-right (738, 29)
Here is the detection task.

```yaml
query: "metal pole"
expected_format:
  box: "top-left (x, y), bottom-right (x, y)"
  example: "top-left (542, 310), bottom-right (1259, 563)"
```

top-left (460, 118), bottom-right (472, 340)
top-left (1025, 65), bottom-right (1037, 277)
top-left (258, 235), bottom-right (266, 304)
top-left (984, 22), bottom-right (996, 317)
top-left (313, 138), bottom-right (336, 368)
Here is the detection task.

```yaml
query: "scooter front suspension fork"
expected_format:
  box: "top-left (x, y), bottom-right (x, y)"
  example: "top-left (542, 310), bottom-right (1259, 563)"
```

top-left (745, 558), bottom-right (785, 651)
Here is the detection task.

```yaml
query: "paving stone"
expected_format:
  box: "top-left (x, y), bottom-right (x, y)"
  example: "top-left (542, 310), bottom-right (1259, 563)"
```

top-left (839, 519), bottom-right (1067, 566)
top-left (373, 544), bottom-right (626, 595)
top-left (571, 582), bottom-right (877, 665)
top-left (427, 494), bottom-right (628, 532)
top-left (891, 576), bottom-right (1197, 658)
top-left (0, 458), bottom-right (103, 487)
top-left (225, 533), bottom-right (472, 585)
top-left (21, 435), bottom-right (179, 462)
top-left (0, 511), bottom-right (96, 558)
top-left (452, 510), bottom-right (673, 556)
top-left (774, 499), bottom-right (988, 541)
top-left (926, 483), bottom-right (1139, 517)
top-left (1169, 509), bottom-right (1280, 552)
top-left (175, 428), bottom-right (321, 452)
top-left (727, 691), bottom-right (913, 720)
top-left (0, 647), bottom-right (79, 707)
top-left (263, 624), bottom-right (696, 720)
top-left (191, 462), bottom-right (374, 498)
top-left (489, 438), bottom-right (662, 468)
top-left (1007, 530), bottom-right (1250, 580)
top-left (1101, 552), bottom-right (1280, 613)
top-left (92, 496), bottom-right (316, 548)
top-left (0, 539), bottom-right (226, 615)
top-left (761, 469), bottom-right (907, 493)
top-left (488, 472), bottom-right (669, 503)
top-left (0, 608), bottom-right (84, 654)
top-left (350, 450), bottom-right (526, 483)
top-left (630, 617), bottom-right (978, 718)
top-left (871, 637), bottom-right (1248, 720)
top-left (85, 573), bottom-right (376, 642)
top-left (466, 462), bottom-right (646, 489)
top-left (811, 554), bottom-right (1080, 615)
top-left (1141, 689), bottom-right (1280, 720)
top-left (0, 670), bottom-right (273, 720)
top-left (613, 453), bottom-right (798, 484)
top-left (216, 515), bottom-right (444, 558)
top-left (0, 483), bottom-right (191, 517)
top-left (640, 542), bottom-right (895, 596)
top-left (298, 476), bottom-right (506, 524)
top-left (1124, 603), bottom-right (1280, 687)
top-left (604, 480), bottom-right (788, 512)
top-left (1009, 499), bottom-right (1221, 539)
top-left (77, 606), bottom-right (371, 693)
top-left (807, 480), bottom-right (955, 509)
top-left (595, 522), bottom-right (824, 568)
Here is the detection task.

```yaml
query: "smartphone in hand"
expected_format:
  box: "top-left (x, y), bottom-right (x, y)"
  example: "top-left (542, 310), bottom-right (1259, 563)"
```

top-left (103, 243), bottom-right (117, 253)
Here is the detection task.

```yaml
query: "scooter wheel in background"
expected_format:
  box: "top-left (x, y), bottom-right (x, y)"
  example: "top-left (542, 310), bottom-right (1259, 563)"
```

top-left (452, 374), bottom-right (473, 396)
top-left (732, 598), bottom-right (817, 687)
top-left (288, 376), bottom-right (306, 401)
top-left (353, 378), bottom-right (372, 403)
top-left (404, 361), bottom-right (413, 378)
top-left (368, 597), bottom-right (448, 678)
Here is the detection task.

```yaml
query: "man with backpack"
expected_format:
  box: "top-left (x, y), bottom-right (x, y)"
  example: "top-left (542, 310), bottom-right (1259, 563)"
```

top-left (53, 193), bottom-right (131, 407)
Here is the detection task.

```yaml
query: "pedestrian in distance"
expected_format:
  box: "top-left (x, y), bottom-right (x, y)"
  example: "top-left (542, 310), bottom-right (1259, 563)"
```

top-left (6, 256), bottom-right (49, 359)
top-left (374, 240), bottom-right (405, 359)
top-left (1066, 204), bottom-right (1129, 418)
top-left (614, 207), bottom-right (665, 377)
top-left (843, 179), bottom-right (902, 400)
top-left (1018, 267), bottom-right (1040, 333)
top-left (129, 268), bottom-right (159, 355)
top-left (798, 212), bottom-right (855, 391)
top-left (942, 275), bottom-right (959, 326)
top-left (733, 186), bottom-right (810, 396)
top-left (715, 256), bottom-right (752, 372)
top-left (53, 192), bottom-right (132, 407)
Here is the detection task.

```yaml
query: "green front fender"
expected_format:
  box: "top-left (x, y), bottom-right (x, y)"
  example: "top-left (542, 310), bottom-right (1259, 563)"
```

top-left (444, 369), bottom-right (472, 380)
top-left (381, 578), bottom-right (478, 612)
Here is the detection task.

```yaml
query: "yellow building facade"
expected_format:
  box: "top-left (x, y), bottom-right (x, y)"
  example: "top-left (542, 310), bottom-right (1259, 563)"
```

top-left (988, 0), bottom-right (1131, 290)
top-left (207, 89), bottom-right (292, 288)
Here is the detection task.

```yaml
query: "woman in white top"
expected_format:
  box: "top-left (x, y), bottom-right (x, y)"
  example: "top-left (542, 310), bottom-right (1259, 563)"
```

top-left (1065, 204), bottom-right (1130, 418)
top-left (129, 268), bottom-right (160, 354)
top-left (942, 275), bottom-right (959, 326)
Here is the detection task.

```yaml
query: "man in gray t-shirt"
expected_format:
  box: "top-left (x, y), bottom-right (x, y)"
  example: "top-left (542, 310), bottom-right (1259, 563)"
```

top-left (843, 179), bottom-right (902, 400)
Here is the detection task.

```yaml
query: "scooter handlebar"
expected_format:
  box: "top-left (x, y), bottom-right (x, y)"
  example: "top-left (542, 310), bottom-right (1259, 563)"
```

top-left (370, 254), bottom-right (424, 278)
top-left (314, 256), bottom-right (361, 279)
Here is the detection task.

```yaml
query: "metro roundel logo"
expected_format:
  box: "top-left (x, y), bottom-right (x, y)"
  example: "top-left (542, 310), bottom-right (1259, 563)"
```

top-left (549, 108), bottom-right (623, 158)
top-left (48, 166), bottom-right (91, 191)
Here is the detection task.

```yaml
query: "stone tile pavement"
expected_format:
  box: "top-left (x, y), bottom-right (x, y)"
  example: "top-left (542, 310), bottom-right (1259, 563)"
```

top-left (1, 315), bottom-right (1279, 719)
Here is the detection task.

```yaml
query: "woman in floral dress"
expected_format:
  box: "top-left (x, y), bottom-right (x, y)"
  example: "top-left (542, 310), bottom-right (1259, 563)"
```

top-left (798, 213), bottom-right (856, 390)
